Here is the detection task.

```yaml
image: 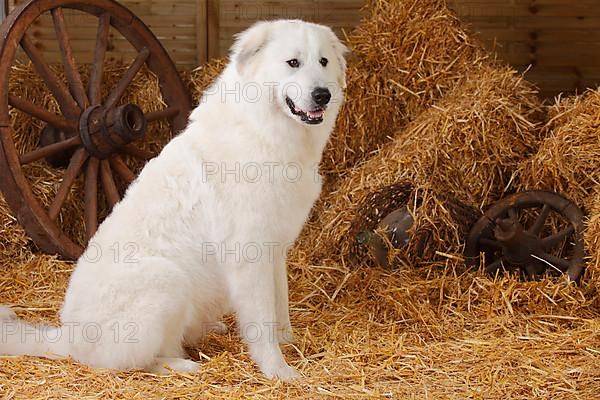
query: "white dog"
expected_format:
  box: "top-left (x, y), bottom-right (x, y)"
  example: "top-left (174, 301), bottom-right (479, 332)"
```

top-left (0, 20), bottom-right (347, 380)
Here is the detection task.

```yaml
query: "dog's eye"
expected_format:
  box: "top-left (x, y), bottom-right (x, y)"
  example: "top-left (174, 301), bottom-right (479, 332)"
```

top-left (320, 57), bottom-right (329, 67)
top-left (286, 59), bottom-right (300, 68)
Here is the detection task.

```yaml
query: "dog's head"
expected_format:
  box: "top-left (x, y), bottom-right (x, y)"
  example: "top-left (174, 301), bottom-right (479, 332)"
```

top-left (230, 20), bottom-right (348, 126)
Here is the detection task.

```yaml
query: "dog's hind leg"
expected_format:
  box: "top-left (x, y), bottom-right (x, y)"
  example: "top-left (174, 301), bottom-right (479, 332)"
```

top-left (64, 257), bottom-right (198, 373)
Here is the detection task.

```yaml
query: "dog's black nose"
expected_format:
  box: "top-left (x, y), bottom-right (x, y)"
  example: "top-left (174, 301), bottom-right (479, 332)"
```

top-left (311, 87), bottom-right (331, 106)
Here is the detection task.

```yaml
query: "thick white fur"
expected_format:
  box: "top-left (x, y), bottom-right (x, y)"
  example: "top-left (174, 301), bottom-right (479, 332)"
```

top-left (0, 20), bottom-right (346, 380)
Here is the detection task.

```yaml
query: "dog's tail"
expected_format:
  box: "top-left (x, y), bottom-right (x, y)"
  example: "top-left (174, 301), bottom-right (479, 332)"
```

top-left (0, 305), bottom-right (70, 359)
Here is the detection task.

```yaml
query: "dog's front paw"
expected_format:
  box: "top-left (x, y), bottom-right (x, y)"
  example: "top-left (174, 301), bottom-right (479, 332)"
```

top-left (149, 358), bottom-right (200, 375)
top-left (262, 364), bottom-right (301, 381)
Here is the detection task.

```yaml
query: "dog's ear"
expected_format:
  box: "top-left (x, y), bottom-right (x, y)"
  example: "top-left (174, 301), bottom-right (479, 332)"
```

top-left (323, 27), bottom-right (349, 89)
top-left (230, 21), bottom-right (271, 77)
top-left (333, 40), bottom-right (349, 89)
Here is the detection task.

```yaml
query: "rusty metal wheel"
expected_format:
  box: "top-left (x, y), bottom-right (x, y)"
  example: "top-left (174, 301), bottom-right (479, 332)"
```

top-left (0, 0), bottom-right (191, 259)
top-left (465, 191), bottom-right (586, 281)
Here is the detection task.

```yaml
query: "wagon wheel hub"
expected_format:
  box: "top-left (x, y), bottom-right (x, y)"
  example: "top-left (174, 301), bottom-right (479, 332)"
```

top-left (40, 103), bottom-right (147, 167)
top-left (493, 217), bottom-right (546, 269)
top-left (79, 104), bottom-right (147, 160)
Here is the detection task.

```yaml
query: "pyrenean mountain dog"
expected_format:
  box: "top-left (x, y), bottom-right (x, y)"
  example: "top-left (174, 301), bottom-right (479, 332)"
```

top-left (0, 20), bottom-right (347, 380)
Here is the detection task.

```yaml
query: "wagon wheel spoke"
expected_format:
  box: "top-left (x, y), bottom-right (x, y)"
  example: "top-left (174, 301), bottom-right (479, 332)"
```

top-left (480, 238), bottom-right (502, 249)
top-left (541, 225), bottom-right (575, 250)
top-left (19, 136), bottom-right (81, 165)
top-left (100, 160), bottom-right (120, 209)
top-left (48, 148), bottom-right (89, 220)
top-left (120, 144), bottom-right (155, 161)
top-left (8, 95), bottom-right (76, 132)
top-left (535, 252), bottom-right (571, 271)
top-left (104, 47), bottom-right (150, 110)
top-left (109, 155), bottom-right (136, 184)
top-left (146, 106), bottom-right (180, 123)
top-left (51, 7), bottom-right (89, 109)
top-left (88, 13), bottom-right (111, 106)
top-left (84, 158), bottom-right (100, 240)
top-left (20, 35), bottom-right (80, 119)
top-left (528, 204), bottom-right (551, 236)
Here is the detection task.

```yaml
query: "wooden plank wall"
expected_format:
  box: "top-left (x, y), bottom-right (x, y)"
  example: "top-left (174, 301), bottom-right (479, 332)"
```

top-left (5, 0), bottom-right (600, 97)
top-left (9, 0), bottom-right (205, 67)
top-left (207, 0), bottom-right (365, 58)
top-left (447, 0), bottom-right (600, 98)
top-left (7, 0), bottom-right (362, 68)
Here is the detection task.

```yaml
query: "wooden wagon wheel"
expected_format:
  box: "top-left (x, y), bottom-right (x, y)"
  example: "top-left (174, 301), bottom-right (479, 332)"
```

top-left (0, 0), bottom-right (192, 260)
top-left (464, 191), bottom-right (586, 281)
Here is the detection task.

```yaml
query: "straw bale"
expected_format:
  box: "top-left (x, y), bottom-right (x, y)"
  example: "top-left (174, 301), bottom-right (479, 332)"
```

top-left (322, 0), bottom-right (492, 178)
top-left (0, 200), bottom-right (29, 259)
top-left (303, 64), bottom-right (543, 267)
top-left (517, 88), bottom-right (600, 212)
top-left (185, 58), bottom-right (227, 102)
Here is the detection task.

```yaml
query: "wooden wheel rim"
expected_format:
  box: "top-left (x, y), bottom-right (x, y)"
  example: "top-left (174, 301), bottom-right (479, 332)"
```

top-left (0, 0), bottom-right (192, 260)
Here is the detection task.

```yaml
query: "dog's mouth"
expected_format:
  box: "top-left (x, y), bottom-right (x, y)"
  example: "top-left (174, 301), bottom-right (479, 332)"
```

top-left (285, 97), bottom-right (325, 125)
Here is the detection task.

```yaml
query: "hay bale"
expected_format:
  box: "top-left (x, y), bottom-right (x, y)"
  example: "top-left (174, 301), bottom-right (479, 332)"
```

top-left (517, 88), bottom-right (600, 212)
top-left (185, 58), bottom-right (227, 102)
top-left (302, 64), bottom-right (543, 266)
top-left (322, 0), bottom-right (491, 178)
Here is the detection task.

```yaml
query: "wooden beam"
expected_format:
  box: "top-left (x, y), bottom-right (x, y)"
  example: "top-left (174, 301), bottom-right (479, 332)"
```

top-left (196, 0), bottom-right (208, 64)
